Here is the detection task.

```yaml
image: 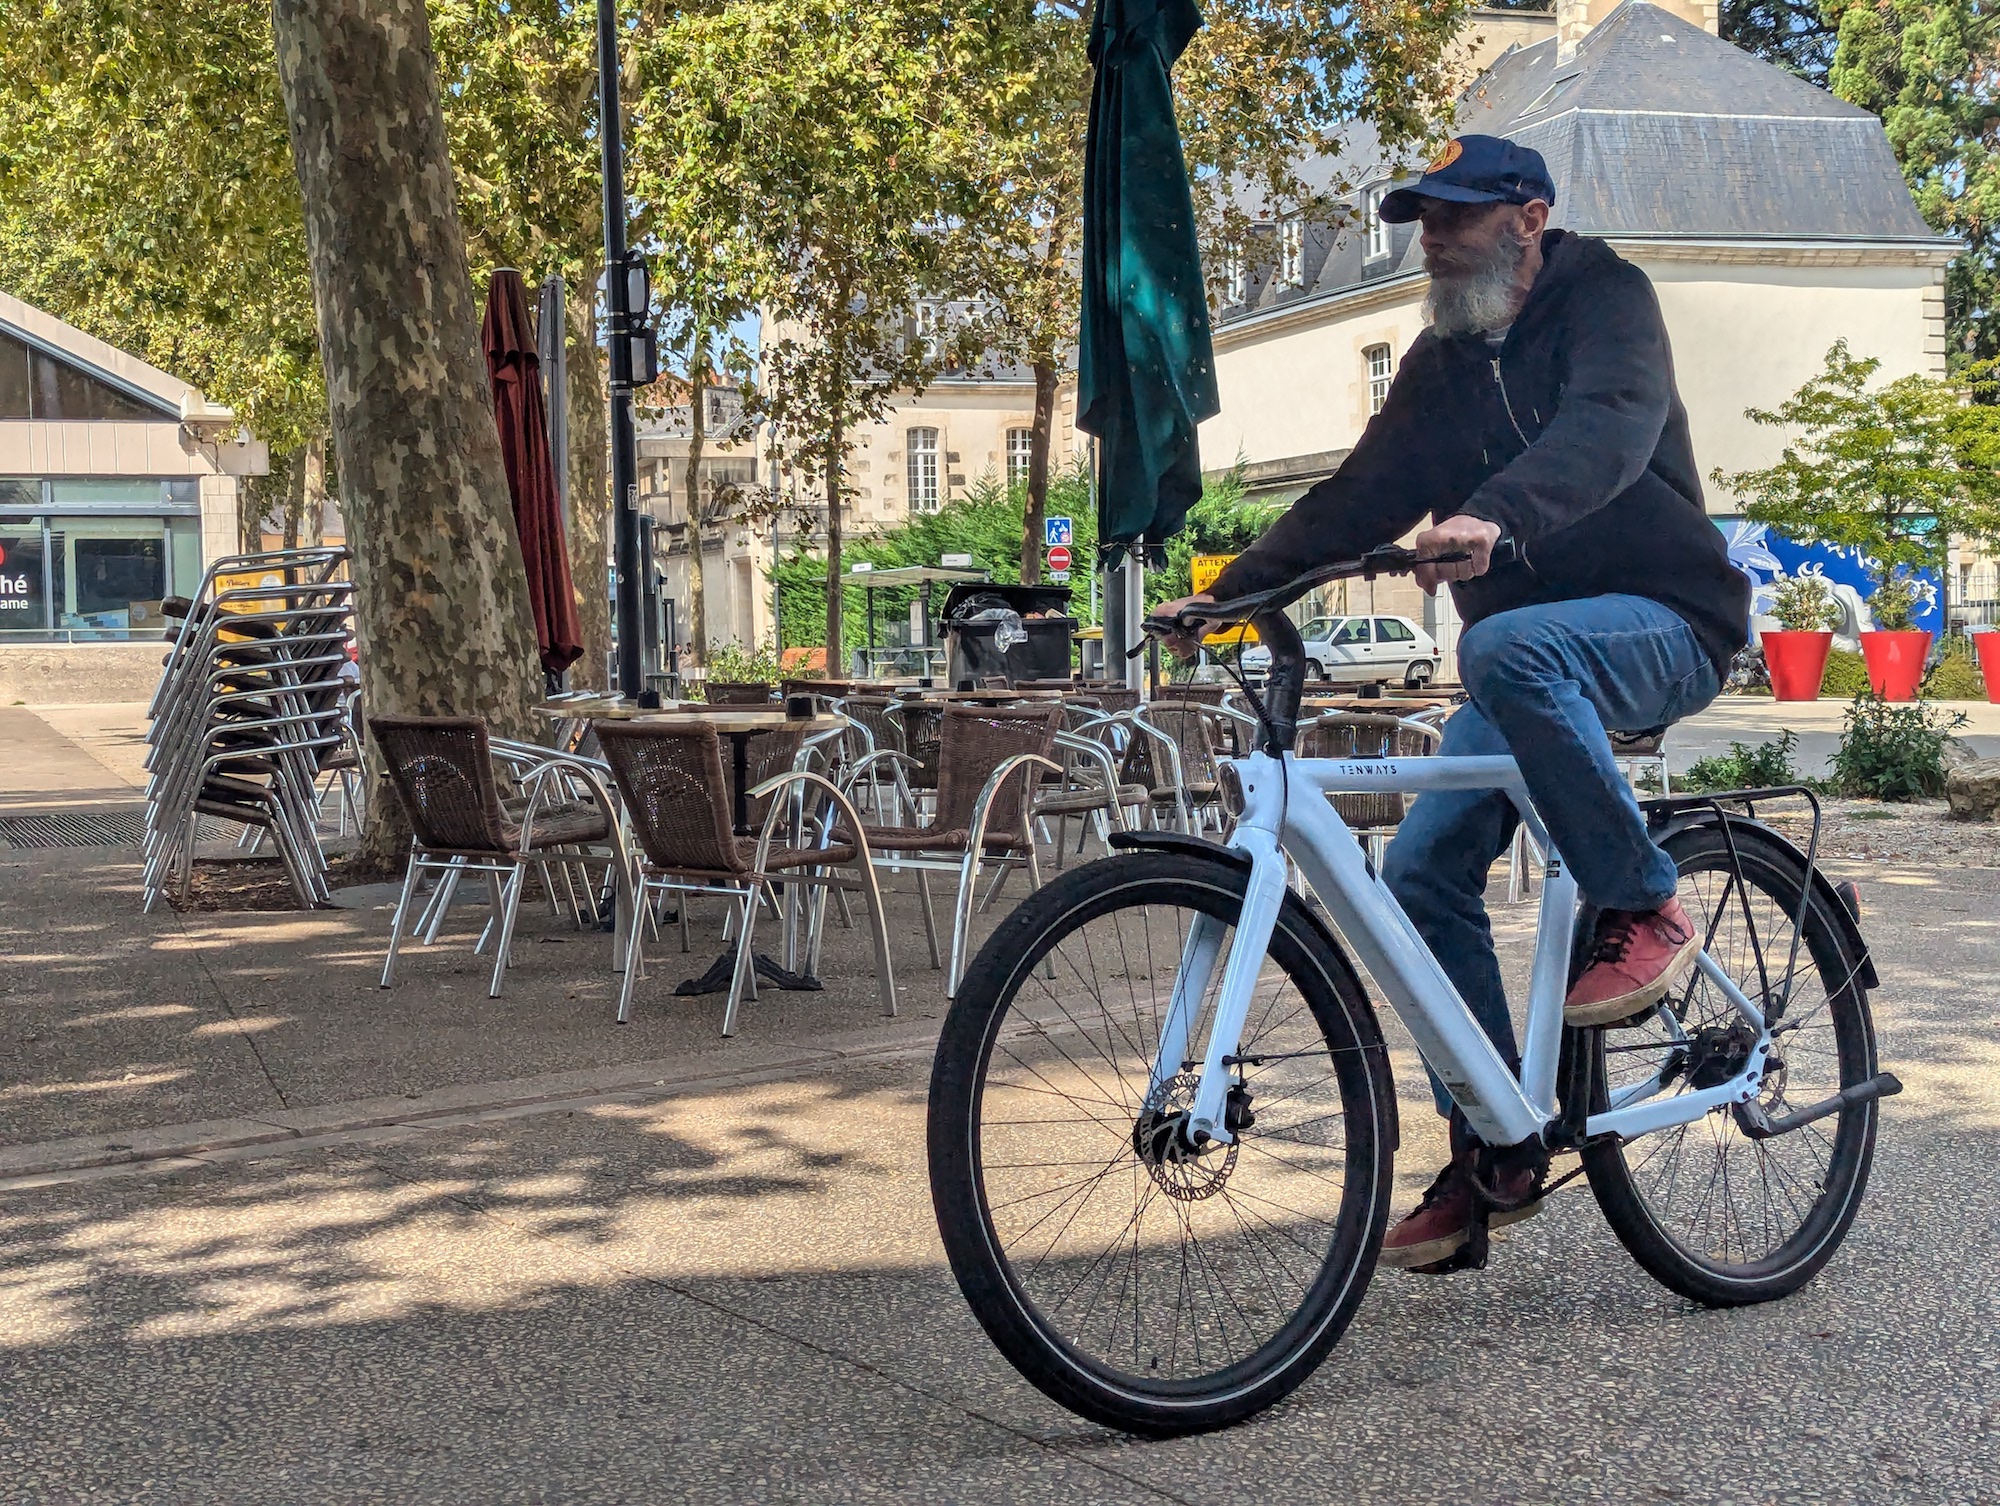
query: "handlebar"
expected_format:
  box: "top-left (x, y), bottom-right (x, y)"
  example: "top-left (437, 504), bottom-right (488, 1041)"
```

top-left (1140, 538), bottom-right (1516, 756)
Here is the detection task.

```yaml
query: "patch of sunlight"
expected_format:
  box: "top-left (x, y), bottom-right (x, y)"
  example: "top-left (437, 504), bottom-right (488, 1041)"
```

top-left (0, 1069), bottom-right (188, 1099)
top-left (62, 1004), bottom-right (198, 1027)
top-left (189, 1015), bottom-right (294, 1038)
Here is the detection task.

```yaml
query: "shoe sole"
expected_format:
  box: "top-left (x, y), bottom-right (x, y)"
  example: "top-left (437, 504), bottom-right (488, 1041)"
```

top-left (1377, 1199), bottom-right (1543, 1270)
top-left (1562, 929), bottom-right (1701, 1029)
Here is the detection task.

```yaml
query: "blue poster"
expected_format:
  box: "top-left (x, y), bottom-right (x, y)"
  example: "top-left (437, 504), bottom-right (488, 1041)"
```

top-left (1716, 519), bottom-right (1941, 634)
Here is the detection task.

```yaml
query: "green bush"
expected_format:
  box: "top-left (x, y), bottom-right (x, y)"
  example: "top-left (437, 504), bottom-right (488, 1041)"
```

top-left (1827, 694), bottom-right (1968, 801)
top-left (1679, 731), bottom-right (1801, 793)
top-left (1770, 572), bottom-right (1841, 632)
top-left (1820, 648), bottom-right (1870, 700)
top-left (697, 641), bottom-right (784, 693)
top-left (1921, 637), bottom-right (1989, 700)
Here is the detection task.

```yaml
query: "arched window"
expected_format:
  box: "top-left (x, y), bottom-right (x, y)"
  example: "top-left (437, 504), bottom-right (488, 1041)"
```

top-left (907, 426), bottom-right (940, 512)
top-left (1006, 428), bottom-right (1034, 486)
top-left (1364, 344), bottom-right (1393, 415)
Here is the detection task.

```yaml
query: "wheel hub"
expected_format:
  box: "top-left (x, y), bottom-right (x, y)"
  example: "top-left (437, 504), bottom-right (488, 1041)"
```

top-left (1132, 1072), bottom-right (1238, 1201)
top-left (1685, 1021), bottom-right (1758, 1091)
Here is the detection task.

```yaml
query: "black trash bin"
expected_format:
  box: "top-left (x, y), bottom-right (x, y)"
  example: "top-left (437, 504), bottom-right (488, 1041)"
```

top-left (941, 583), bottom-right (1075, 686)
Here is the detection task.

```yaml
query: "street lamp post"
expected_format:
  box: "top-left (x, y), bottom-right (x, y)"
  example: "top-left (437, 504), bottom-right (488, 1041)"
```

top-left (597, 0), bottom-right (645, 700)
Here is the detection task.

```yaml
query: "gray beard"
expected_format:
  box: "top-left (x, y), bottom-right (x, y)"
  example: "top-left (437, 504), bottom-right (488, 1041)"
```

top-left (1425, 236), bottom-right (1527, 338)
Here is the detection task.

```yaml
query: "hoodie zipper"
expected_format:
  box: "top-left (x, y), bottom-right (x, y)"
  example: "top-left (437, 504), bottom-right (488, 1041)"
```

top-left (1486, 349), bottom-right (1538, 578)
top-left (1491, 357), bottom-right (1530, 447)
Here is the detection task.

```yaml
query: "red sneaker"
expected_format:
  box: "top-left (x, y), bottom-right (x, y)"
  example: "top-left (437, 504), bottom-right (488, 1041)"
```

top-left (1564, 898), bottom-right (1699, 1028)
top-left (1377, 1154), bottom-right (1543, 1270)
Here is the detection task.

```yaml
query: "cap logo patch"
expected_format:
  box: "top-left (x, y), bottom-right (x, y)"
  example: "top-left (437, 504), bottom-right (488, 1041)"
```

top-left (1428, 139), bottom-right (1465, 171)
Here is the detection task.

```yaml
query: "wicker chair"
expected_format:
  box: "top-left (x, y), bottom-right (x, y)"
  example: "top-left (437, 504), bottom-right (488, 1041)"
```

top-left (703, 681), bottom-right (773, 706)
top-left (370, 715), bottom-right (621, 998)
top-left (593, 719), bottom-right (893, 1034)
top-left (1297, 712), bottom-right (1443, 867)
top-left (1033, 706), bottom-right (1147, 866)
top-left (1120, 699), bottom-right (1234, 833)
top-left (837, 704), bottom-right (1063, 994)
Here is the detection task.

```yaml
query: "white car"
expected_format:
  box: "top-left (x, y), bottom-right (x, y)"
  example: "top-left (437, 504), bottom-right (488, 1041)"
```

top-left (1240, 614), bottom-right (1441, 688)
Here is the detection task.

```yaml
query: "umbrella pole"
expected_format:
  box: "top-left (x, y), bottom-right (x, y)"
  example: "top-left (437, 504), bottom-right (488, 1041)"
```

top-left (866, 586), bottom-right (876, 679)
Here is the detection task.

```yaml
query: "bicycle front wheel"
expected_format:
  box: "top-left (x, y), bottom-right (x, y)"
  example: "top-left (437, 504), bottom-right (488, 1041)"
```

top-left (928, 848), bottom-right (1395, 1436)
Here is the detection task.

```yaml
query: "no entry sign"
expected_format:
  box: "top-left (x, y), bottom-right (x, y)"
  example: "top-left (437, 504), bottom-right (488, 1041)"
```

top-left (1046, 544), bottom-right (1072, 573)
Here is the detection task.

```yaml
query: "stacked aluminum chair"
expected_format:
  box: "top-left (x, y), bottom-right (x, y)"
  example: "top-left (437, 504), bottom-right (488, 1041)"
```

top-left (141, 547), bottom-right (355, 911)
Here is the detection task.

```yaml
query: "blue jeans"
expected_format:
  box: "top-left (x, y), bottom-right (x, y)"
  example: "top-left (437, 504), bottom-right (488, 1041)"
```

top-left (1379, 594), bottom-right (1720, 1118)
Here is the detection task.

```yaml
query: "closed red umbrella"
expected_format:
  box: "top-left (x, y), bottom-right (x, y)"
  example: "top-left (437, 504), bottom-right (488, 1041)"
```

top-left (482, 268), bottom-right (584, 677)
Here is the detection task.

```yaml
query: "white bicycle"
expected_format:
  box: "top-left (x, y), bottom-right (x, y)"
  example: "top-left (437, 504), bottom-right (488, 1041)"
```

top-left (927, 547), bottom-right (1899, 1436)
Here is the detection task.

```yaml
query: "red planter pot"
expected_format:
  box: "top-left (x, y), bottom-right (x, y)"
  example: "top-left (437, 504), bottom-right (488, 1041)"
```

top-left (1761, 630), bottom-right (1834, 701)
top-left (1975, 631), bottom-right (2000, 705)
top-left (1859, 629), bottom-right (1932, 701)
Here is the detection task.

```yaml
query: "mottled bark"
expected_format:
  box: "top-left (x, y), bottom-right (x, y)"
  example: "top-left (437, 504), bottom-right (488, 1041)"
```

top-left (565, 271), bottom-right (612, 690)
top-left (1020, 358), bottom-right (1059, 587)
top-left (272, 0), bottom-right (541, 864)
top-left (684, 339), bottom-right (710, 663)
top-left (301, 432), bottom-right (328, 548)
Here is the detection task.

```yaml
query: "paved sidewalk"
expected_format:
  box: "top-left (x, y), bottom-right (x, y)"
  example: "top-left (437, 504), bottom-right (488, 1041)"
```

top-left (0, 857), bottom-right (1993, 1502)
top-left (2, 702), bottom-right (1997, 1500)
top-left (0, 703), bottom-right (149, 811)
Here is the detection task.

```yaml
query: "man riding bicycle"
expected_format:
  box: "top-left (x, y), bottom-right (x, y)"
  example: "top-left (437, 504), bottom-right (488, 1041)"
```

top-left (1165, 135), bottom-right (1750, 1272)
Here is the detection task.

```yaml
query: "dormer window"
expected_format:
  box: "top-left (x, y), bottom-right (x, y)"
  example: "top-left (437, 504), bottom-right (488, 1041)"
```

top-left (1223, 249), bottom-right (1249, 305)
top-left (1363, 187), bottom-right (1390, 261)
top-left (1279, 218), bottom-right (1305, 287)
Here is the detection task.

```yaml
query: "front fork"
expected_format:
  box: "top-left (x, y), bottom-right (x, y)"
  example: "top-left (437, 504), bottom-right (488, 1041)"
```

top-left (1145, 825), bottom-right (1288, 1146)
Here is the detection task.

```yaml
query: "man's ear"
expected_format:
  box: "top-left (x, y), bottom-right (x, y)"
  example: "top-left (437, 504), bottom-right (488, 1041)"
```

top-left (1519, 199), bottom-right (1551, 239)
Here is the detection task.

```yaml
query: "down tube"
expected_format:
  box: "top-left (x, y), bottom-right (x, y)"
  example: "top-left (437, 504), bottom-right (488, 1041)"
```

top-left (1281, 792), bottom-right (1546, 1146)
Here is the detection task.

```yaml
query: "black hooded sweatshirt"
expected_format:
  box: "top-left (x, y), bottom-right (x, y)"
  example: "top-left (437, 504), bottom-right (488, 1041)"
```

top-left (1206, 230), bottom-right (1750, 676)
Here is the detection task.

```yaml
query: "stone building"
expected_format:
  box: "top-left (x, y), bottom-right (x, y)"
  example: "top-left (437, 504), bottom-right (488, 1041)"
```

top-left (1201, 0), bottom-right (1956, 668)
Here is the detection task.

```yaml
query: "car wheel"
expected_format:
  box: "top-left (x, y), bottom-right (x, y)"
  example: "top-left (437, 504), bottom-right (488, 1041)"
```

top-left (1404, 661), bottom-right (1434, 690)
top-left (1308, 660), bottom-right (1329, 682)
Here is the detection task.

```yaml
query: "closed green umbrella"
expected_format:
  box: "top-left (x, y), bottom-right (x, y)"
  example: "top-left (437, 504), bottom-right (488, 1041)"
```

top-left (1077, 0), bottom-right (1219, 557)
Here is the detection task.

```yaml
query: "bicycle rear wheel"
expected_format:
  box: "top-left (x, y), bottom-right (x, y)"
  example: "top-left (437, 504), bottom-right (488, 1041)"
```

top-left (928, 848), bottom-right (1395, 1436)
top-left (1580, 821), bottom-right (1881, 1307)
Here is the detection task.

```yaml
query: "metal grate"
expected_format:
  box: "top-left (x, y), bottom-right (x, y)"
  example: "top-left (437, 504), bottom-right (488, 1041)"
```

top-left (0, 807), bottom-right (229, 850)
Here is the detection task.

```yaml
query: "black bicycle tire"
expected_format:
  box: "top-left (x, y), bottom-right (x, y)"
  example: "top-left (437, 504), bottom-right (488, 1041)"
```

top-left (927, 849), bottom-right (1396, 1436)
top-left (1578, 822), bottom-right (1880, 1307)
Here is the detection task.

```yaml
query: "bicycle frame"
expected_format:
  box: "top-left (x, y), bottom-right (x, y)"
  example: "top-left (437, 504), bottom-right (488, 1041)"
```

top-left (1151, 748), bottom-right (1774, 1152)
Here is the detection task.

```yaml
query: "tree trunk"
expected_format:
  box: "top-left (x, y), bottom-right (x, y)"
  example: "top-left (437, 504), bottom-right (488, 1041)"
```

top-left (565, 269), bottom-right (612, 690)
top-left (272, 0), bottom-right (541, 867)
top-left (1020, 357), bottom-right (1059, 586)
top-left (822, 422), bottom-right (845, 677)
top-left (684, 335), bottom-right (710, 662)
top-left (301, 432), bottom-right (328, 547)
top-left (281, 446), bottom-right (305, 550)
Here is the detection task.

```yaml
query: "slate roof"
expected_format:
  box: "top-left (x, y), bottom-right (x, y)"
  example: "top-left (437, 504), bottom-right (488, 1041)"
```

top-left (1219, 0), bottom-right (1944, 325)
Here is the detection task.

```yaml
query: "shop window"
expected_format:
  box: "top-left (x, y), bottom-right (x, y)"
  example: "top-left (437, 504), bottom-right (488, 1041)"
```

top-left (0, 521), bottom-right (49, 635)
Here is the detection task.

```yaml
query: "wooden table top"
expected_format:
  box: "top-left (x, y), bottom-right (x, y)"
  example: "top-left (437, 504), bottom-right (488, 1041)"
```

top-left (891, 688), bottom-right (1065, 702)
top-left (537, 702), bottom-right (845, 734)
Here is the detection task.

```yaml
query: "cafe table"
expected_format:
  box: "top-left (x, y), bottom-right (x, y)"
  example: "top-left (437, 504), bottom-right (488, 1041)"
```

top-left (539, 703), bottom-right (846, 837)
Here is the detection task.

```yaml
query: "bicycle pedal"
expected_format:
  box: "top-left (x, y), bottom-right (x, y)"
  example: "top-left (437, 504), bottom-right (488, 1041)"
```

top-left (1405, 1240), bottom-right (1488, 1277)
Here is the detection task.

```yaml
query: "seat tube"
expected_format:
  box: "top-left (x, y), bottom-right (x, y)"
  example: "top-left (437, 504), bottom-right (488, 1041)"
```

top-left (1518, 832), bottom-right (1579, 1119)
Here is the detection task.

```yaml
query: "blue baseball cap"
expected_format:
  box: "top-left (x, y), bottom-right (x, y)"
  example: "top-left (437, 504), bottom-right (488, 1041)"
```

top-left (1377, 134), bottom-right (1556, 224)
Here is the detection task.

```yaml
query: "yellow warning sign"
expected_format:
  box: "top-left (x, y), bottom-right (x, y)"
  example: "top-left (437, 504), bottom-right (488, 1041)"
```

top-left (1190, 554), bottom-right (1257, 646)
